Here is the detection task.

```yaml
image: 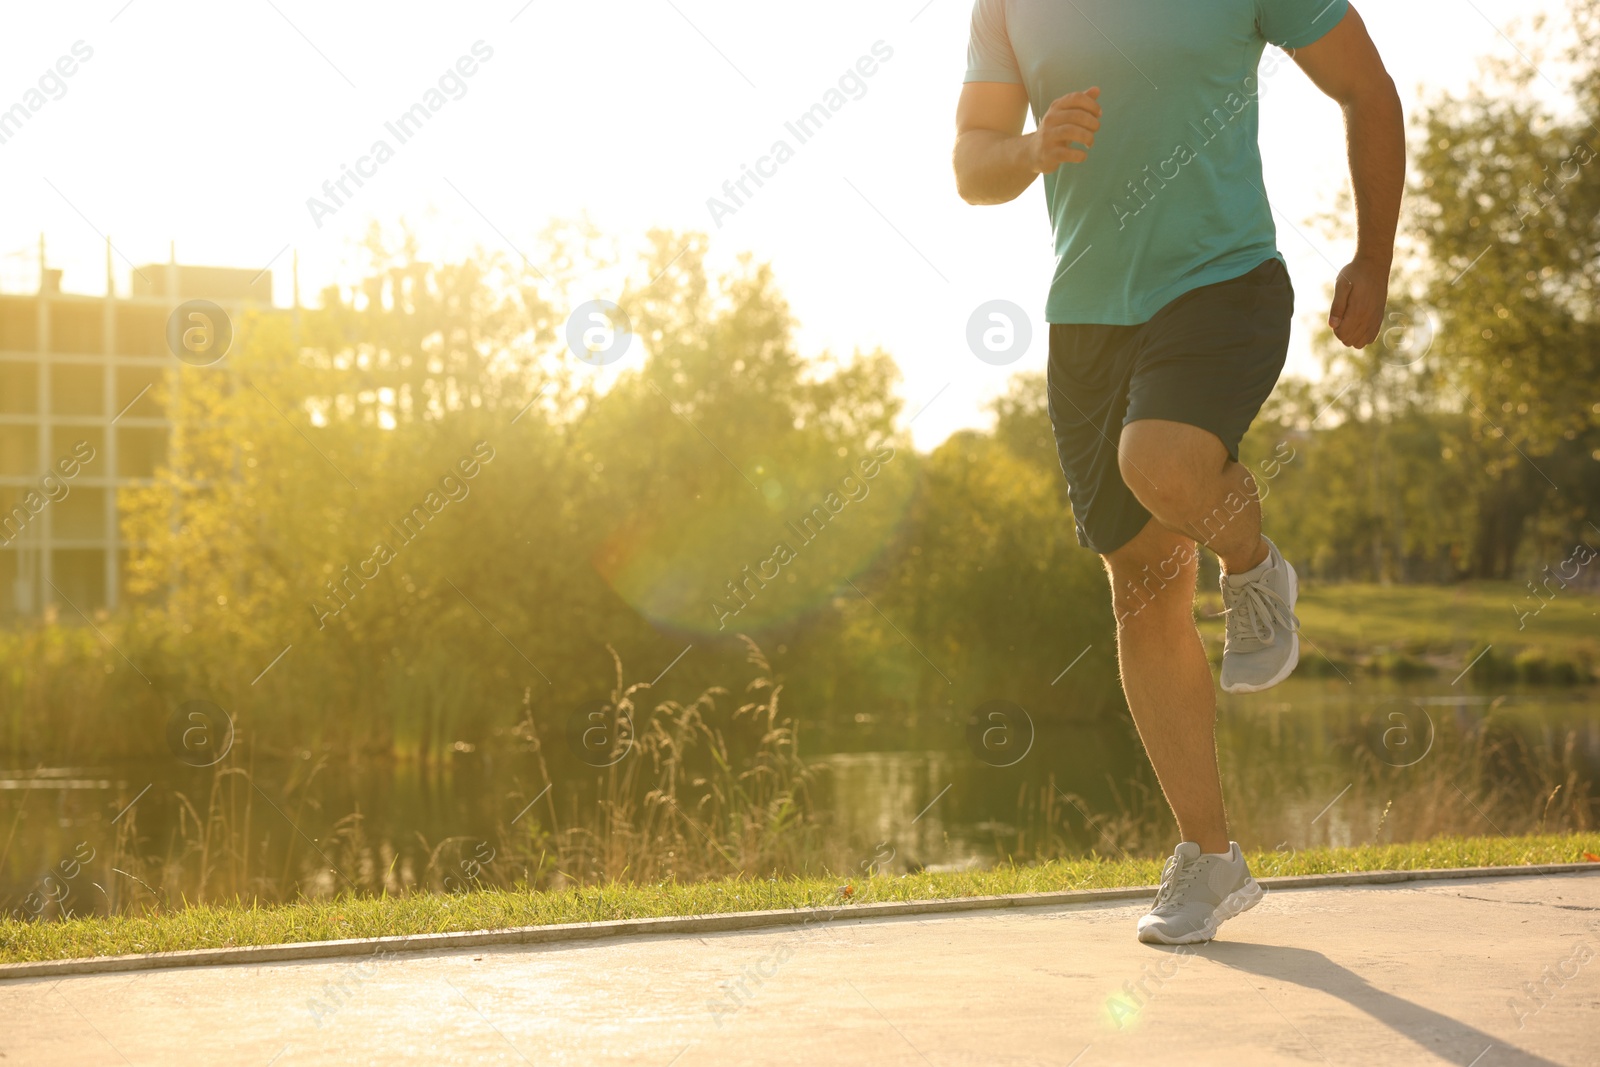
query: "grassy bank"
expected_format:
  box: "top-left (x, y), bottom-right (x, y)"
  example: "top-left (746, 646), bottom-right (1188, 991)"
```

top-left (3, 832), bottom-right (1595, 965)
top-left (1196, 581), bottom-right (1600, 680)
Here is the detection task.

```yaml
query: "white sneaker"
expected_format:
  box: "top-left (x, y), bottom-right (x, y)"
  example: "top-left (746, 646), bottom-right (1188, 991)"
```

top-left (1136, 841), bottom-right (1263, 944)
top-left (1219, 537), bottom-right (1300, 694)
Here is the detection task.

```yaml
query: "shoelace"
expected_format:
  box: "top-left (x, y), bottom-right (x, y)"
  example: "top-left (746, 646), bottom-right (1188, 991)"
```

top-left (1223, 577), bottom-right (1297, 652)
top-left (1151, 853), bottom-right (1204, 910)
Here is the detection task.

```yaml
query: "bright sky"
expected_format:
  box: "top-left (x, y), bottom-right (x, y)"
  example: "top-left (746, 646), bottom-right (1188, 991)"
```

top-left (0, 0), bottom-right (1572, 449)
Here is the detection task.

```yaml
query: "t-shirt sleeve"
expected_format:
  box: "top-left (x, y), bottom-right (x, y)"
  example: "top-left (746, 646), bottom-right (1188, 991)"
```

top-left (1256, 0), bottom-right (1350, 50)
top-left (964, 0), bottom-right (1022, 84)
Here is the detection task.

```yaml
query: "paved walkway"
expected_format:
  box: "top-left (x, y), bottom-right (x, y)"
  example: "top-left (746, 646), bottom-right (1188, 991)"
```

top-left (3, 872), bottom-right (1598, 1066)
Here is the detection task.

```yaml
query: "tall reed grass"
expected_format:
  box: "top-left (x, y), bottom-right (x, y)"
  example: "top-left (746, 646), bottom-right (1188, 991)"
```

top-left (3, 647), bottom-right (1596, 925)
top-left (5, 639), bottom-right (829, 921)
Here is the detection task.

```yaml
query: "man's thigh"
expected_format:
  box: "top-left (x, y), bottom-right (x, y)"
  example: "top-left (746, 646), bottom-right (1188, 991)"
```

top-left (1046, 257), bottom-right (1291, 555)
top-left (1117, 418), bottom-right (1232, 504)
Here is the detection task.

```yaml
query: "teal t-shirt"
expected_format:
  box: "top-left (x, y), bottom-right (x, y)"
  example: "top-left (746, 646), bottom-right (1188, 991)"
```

top-left (965, 0), bottom-right (1348, 324)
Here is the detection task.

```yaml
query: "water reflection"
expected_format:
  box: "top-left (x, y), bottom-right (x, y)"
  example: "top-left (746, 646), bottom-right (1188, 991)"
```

top-left (3, 677), bottom-right (1597, 918)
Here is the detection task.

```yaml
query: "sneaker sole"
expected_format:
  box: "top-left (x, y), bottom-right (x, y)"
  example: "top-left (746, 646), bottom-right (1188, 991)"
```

top-left (1220, 563), bottom-right (1300, 695)
top-left (1137, 878), bottom-right (1265, 945)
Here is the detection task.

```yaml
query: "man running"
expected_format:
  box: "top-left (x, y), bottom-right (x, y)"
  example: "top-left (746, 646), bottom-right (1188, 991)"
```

top-left (954, 2), bottom-right (1403, 943)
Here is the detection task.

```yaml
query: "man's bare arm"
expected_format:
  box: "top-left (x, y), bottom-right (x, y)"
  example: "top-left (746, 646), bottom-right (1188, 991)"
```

top-left (954, 83), bottom-right (1101, 205)
top-left (1291, 4), bottom-right (1405, 349)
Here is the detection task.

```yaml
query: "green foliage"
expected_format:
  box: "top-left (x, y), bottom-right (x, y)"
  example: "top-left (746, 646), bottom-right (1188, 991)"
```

top-left (3, 232), bottom-right (1116, 764)
top-left (1256, 2), bottom-right (1600, 582)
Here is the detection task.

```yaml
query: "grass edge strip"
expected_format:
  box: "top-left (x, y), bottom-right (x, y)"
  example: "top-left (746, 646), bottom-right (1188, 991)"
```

top-left (3, 861), bottom-right (1595, 981)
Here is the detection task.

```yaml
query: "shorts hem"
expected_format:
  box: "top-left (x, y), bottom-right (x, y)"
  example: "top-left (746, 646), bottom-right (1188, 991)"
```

top-left (1076, 513), bottom-right (1152, 556)
top-left (1120, 411), bottom-right (1246, 463)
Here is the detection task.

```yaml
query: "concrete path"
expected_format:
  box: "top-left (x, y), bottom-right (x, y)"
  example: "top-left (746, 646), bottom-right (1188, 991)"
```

top-left (3, 872), bottom-right (1598, 1066)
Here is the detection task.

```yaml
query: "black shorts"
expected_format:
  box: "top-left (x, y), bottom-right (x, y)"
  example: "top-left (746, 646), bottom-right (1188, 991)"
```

top-left (1045, 256), bottom-right (1293, 555)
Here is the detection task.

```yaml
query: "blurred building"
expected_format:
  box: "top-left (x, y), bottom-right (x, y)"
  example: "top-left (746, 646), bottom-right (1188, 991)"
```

top-left (0, 238), bottom-right (283, 619)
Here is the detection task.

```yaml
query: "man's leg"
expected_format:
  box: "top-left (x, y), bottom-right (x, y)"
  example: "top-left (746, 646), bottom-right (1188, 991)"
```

top-left (1103, 519), bottom-right (1229, 855)
top-left (1117, 418), bottom-right (1266, 576)
top-left (1119, 414), bottom-right (1300, 697)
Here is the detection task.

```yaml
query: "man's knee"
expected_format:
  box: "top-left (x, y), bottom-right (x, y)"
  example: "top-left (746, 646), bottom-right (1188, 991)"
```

top-left (1104, 528), bottom-right (1199, 627)
top-left (1118, 421), bottom-right (1229, 526)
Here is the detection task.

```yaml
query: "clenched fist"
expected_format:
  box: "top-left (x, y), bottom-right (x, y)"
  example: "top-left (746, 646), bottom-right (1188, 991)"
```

top-left (1031, 87), bottom-right (1101, 173)
top-left (1328, 255), bottom-right (1391, 349)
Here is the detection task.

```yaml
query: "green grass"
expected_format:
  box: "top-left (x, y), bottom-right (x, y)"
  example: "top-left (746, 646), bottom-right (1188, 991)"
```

top-left (1196, 581), bottom-right (1600, 677)
top-left (3, 833), bottom-right (1595, 965)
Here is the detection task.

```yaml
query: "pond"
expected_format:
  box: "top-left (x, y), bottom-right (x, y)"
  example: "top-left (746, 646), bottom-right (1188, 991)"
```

top-left (822, 677), bottom-right (1600, 873)
top-left (3, 676), bottom-right (1597, 920)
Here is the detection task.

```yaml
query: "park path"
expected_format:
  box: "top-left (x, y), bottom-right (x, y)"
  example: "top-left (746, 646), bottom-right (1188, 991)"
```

top-left (2, 871), bottom-right (1598, 1066)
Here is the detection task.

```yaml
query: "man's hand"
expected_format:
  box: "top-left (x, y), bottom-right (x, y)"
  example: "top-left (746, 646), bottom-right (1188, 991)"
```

top-left (1031, 87), bottom-right (1101, 173)
top-left (1328, 255), bottom-right (1390, 349)
top-left (953, 83), bottom-right (1099, 204)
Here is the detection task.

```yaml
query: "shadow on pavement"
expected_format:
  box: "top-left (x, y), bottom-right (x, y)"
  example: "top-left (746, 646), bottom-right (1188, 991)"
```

top-left (1196, 941), bottom-right (1563, 1067)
